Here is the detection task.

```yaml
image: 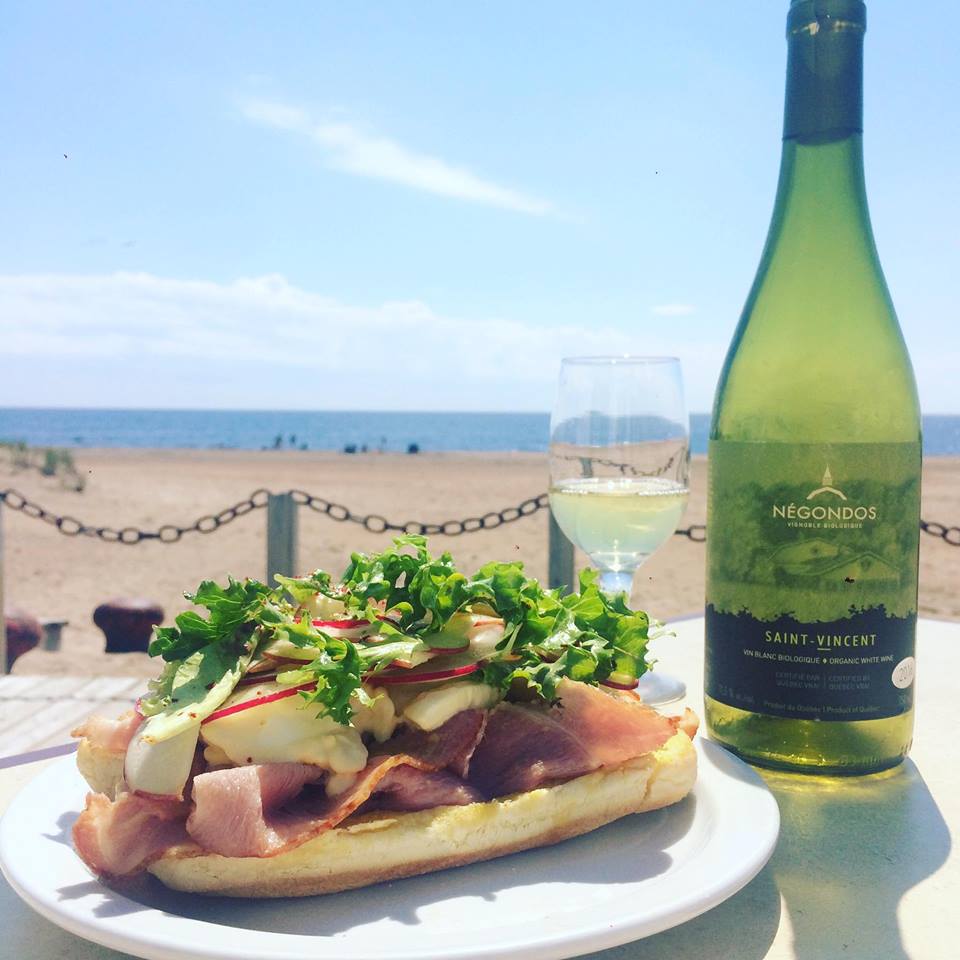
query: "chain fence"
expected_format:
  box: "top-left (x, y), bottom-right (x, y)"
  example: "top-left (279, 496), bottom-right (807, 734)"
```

top-left (0, 486), bottom-right (956, 546)
top-left (552, 451), bottom-right (681, 479)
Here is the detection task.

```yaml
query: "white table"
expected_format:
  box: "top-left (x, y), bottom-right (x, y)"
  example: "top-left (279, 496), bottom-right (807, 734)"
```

top-left (1, 617), bottom-right (957, 959)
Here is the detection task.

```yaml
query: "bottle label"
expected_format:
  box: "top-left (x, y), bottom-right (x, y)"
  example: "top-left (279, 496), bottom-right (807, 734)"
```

top-left (705, 440), bottom-right (920, 721)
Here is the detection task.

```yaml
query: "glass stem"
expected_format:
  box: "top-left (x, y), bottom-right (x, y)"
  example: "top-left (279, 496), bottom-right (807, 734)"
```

top-left (598, 569), bottom-right (635, 598)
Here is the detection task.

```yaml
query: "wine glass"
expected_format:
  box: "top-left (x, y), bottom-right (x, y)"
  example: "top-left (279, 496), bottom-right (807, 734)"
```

top-left (548, 356), bottom-right (690, 705)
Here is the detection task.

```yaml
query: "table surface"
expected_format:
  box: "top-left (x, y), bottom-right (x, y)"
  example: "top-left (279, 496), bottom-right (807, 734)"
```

top-left (0, 617), bottom-right (956, 960)
top-left (0, 675), bottom-right (143, 755)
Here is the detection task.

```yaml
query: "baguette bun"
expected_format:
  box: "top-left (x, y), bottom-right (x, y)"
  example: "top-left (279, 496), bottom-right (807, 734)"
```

top-left (76, 738), bottom-right (126, 799)
top-left (90, 731), bottom-right (695, 897)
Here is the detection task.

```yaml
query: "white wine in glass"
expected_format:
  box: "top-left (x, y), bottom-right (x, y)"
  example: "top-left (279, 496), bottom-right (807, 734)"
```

top-left (549, 356), bottom-right (690, 704)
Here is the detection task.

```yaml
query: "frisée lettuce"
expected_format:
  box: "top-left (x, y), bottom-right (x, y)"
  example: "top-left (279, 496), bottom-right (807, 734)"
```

top-left (141, 535), bottom-right (657, 732)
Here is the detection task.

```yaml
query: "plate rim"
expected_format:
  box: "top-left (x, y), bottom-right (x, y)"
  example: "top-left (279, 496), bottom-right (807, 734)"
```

top-left (1, 740), bottom-right (780, 960)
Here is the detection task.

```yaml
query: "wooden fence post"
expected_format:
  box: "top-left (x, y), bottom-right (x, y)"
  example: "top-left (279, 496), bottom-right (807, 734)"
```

top-left (548, 506), bottom-right (575, 593)
top-left (0, 505), bottom-right (6, 674)
top-left (267, 493), bottom-right (298, 584)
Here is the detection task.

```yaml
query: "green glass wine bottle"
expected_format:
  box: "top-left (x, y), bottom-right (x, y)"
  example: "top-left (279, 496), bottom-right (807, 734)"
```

top-left (704, 0), bottom-right (921, 774)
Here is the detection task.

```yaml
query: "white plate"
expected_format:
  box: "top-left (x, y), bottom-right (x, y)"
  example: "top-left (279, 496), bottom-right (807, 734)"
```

top-left (0, 740), bottom-right (778, 960)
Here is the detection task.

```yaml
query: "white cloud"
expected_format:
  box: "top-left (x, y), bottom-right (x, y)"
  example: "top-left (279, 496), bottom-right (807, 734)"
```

top-left (240, 98), bottom-right (554, 216)
top-left (0, 272), bottom-right (726, 410)
top-left (650, 303), bottom-right (696, 317)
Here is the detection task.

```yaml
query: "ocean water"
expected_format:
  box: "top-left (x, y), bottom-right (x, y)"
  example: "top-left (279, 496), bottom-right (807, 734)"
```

top-left (0, 409), bottom-right (958, 456)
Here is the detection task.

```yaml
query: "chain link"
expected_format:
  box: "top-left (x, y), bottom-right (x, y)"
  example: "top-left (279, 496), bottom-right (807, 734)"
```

top-left (291, 488), bottom-right (551, 536)
top-left (0, 487), bottom-right (954, 546)
top-left (0, 488), bottom-right (270, 545)
top-left (920, 519), bottom-right (960, 547)
top-left (553, 451), bottom-right (680, 479)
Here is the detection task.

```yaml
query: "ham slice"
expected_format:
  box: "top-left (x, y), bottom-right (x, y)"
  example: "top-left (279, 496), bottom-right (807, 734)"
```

top-left (186, 710), bottom-right (489, 858)
top-left (71, 711), bottom-right (141, 754)
top-left (72, 682), bottom-right (694, 872)
top-left (187, 763), bottom-right (324, 858)
top-left (73, 791), bottom-right (189, 878)
top-left (372, 766), bottom-right (482, 811)
top-left (373, 708), bottom-right (487, 777)
top-left (186, 749), bottom-right (485, 859)
top-left (184, 712), bottom-right (490, 859)
top-left (468, 678), bottom-right (679, 797)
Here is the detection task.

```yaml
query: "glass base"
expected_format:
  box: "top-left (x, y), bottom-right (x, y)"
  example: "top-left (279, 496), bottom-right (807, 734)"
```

top-left (597, 569), bottom-right (635, 596)
top-left (636, 671), bottom-right (686, 707)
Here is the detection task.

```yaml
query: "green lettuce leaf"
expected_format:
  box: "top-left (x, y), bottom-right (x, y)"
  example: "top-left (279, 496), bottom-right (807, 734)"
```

top-left (138, 629), bottom-right (258, 742)
top-left (142, 536), bottom-right (656, 730)
top-left (149, 577), bottom-right (273, 662)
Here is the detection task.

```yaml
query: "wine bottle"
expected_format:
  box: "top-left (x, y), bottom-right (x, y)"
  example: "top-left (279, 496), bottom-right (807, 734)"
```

top-left (704, 0), bottom-right (921, 774)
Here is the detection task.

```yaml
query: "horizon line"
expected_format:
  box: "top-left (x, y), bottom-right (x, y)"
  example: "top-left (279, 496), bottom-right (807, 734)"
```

top-left (0, 405), bottom-right (719, 416)
top-left (1, 406), bottom-right (958, 417)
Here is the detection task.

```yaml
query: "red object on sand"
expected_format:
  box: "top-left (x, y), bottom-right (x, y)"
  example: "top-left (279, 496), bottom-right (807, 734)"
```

top-left (93, 599), bottom-right (164, 654)
top-left (4, 607), bottom-right (41, 670)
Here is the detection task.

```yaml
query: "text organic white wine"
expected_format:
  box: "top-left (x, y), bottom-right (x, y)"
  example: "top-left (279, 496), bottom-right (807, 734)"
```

top-left (704, 0), bottom-right (921, 774)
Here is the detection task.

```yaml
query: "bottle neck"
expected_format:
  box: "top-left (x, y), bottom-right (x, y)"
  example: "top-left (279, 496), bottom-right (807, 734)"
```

top-left (772, 135), bottom-right (871, 251)
top-left (770, 0), bottom-right (873, 261)
top-left (784, 0), bottom-right (866, 144)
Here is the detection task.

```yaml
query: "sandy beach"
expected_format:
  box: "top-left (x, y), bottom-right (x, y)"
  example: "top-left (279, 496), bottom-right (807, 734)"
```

top-left (4, 449), bottom-right (958, 676)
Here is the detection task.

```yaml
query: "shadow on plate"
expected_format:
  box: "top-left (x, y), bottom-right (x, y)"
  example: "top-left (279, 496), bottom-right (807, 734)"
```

top-left (57, 797), bottom-right (697, 936)
top-left (43, 810), bottom-right (78, 848)
top-left (584, 860), bottom-right (782, 960)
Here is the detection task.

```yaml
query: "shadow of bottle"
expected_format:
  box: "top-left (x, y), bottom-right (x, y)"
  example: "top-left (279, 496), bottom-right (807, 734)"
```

top-left (759, 759), bottom-right (951, 960)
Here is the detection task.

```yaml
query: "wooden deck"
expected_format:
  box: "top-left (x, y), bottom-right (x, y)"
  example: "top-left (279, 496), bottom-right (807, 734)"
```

top-left (0, 676), bottom-right (140, 756)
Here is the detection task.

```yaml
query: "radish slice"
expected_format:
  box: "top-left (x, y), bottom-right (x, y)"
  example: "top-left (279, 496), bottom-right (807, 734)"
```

top-left (374, 662), bottom-right (480, 685)
top-left (372, 653), bottom-right (482, 686)
top-left (312, 618), bottom-right (370, 629)
top-left (237, 672), bottom-right (279, 686)
top-left (203, 682), bottom-right (316, 724)
top-left (424, 637), bottom-right (470, 656)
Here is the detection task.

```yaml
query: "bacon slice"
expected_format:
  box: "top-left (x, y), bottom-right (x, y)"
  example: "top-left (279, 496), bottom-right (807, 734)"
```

top-left (71, 711), bottom-right (141, 754)
top-left (673, 707), bottom-right (699, 740)
top-left (73, 791), bottom-right (189, 878)
top-left (468, 678), bottom-right (679, 797)
top-left (372, 766), bottom-right (482, 811)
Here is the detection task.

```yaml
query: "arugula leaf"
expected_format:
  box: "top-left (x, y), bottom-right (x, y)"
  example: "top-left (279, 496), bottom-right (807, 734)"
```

top-left (149, 577), bottom-right (272, 661)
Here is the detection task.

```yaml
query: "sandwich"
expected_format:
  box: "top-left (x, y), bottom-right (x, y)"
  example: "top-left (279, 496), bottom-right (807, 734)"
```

top-left (71, 536), bottom-right (698, 897)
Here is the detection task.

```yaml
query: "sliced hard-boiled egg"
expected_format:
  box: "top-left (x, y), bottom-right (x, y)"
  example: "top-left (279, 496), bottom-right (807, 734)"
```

top-left (200, 681), bottom-right (398, 773)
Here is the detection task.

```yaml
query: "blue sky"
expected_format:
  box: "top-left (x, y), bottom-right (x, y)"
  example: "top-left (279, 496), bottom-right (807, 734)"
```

top-left (2, 1), bottom-right (957, 413)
